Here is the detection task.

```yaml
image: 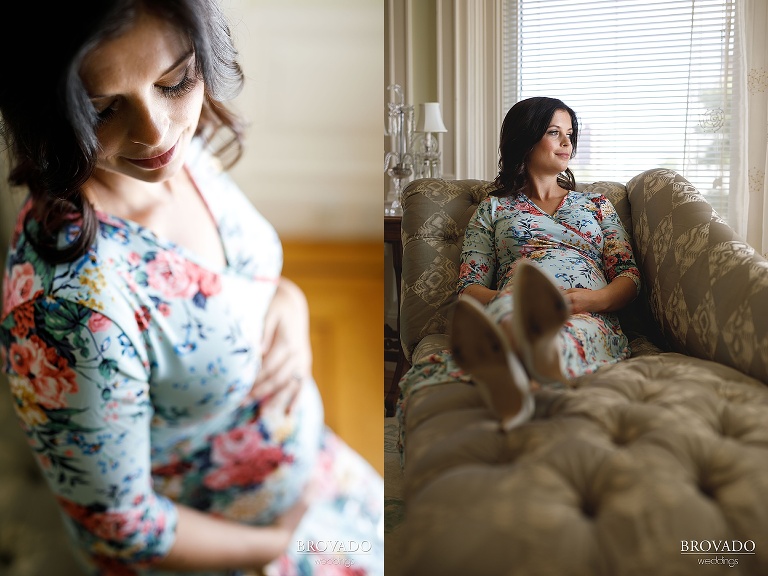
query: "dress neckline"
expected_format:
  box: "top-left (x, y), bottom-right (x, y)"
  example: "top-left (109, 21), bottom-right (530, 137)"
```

top-left (93, 163), bottom-right (231, 275)
top-left (522, 191), bottom-right (569, 217)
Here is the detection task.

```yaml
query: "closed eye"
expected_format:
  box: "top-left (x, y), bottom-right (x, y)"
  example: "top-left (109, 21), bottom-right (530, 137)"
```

top-left (92, 53), bottom-right (198, 126)
top-left (159, 66), bottom-right (199, 98)
top-left (95, 101), bottom-right (119, 124)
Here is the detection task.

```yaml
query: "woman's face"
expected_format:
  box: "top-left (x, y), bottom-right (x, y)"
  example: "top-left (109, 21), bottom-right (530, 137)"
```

top-left (526, 109), bottom-right (573, 177)
top-left (79, 9), bottom-right (205, 184)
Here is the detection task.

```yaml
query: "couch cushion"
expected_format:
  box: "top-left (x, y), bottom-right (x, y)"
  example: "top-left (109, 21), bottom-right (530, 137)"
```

top-left (627, 168), bottom-right (768, 384)
top-left (402, 353), bottom-right (768, 576)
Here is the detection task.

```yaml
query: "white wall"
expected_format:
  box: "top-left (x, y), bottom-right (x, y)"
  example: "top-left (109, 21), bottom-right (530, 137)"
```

top-left (224, 0), bottom-right (383, 240)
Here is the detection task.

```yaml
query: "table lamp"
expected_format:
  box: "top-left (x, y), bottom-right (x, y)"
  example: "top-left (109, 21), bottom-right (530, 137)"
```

top-left (414, 102), bottom-right (447, 178)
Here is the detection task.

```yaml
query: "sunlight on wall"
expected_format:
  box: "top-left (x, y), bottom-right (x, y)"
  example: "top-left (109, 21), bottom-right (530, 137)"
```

top-left (223, 0), bottom-right (383, 240)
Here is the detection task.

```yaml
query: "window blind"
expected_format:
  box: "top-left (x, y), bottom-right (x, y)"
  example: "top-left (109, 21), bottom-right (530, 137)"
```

top-left (502, 0), bottom-right (736, 218)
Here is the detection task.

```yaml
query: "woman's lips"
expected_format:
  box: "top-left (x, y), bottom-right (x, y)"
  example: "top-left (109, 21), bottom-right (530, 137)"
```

top-left (126, 142), bottom-right (178, 170)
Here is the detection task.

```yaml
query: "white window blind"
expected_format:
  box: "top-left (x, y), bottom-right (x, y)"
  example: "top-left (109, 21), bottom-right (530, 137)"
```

top-left (502, 0), bottom-right (736, 218)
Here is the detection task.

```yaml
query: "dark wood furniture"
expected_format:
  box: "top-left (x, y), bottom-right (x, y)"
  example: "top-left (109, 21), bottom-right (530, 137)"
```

top-left (385, 215), bottom-right (408, 415)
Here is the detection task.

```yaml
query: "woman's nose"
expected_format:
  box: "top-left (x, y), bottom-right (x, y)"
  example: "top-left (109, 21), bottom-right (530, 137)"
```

top-left (128, 101), bottom-right (168, 147)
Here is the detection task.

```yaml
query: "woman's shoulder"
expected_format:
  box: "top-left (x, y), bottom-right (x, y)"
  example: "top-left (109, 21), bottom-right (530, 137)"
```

top-left (2, 243), bottom-right (147, 349)
top-left (184, 137), bottom-right (283, 277)
top-left (477, 193), bottom-right (519, 211)
top-left (571, 187), bottom-right (607, 199)
top-left (569, 189), bottom-right (614, 207)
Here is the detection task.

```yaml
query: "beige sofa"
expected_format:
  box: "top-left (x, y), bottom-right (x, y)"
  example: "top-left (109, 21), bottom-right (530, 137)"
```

top-left (396, 169), bottom-right (768, 576)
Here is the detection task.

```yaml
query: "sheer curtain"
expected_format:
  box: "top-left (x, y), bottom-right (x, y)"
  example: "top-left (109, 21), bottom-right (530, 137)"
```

top-left (736, 0), bottom-right (768, 256)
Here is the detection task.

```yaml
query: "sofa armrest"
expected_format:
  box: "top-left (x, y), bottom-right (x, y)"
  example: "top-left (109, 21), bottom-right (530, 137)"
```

top-left (627, 168), bottom-right (768, 384)
top-left (399, 178), bottom-right (494, 364)
top-left (411, 334), bottom-right (451, 365)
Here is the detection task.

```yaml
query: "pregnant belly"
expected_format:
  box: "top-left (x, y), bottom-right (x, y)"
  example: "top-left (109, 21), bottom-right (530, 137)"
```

top-left (516, 249), bottom-right (607, 292)
top-left (152, 380), bottom-right (325, 523)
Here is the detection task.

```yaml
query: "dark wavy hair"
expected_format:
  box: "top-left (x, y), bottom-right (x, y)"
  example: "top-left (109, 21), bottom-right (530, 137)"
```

top-left (0, 0), bottom-right (245, 264)
top-left (491, 96), bottom-right (579, 198)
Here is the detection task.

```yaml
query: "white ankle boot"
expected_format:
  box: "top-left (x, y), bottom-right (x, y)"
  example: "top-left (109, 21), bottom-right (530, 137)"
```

top-left (450, 295), bottom-right (534, 431)
top-left (508, 260), bottom-right (569, 384)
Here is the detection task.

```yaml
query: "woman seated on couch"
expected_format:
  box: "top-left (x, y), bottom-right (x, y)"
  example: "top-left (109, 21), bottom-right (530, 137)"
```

top-left (401, 96), bottom-right (641, 432)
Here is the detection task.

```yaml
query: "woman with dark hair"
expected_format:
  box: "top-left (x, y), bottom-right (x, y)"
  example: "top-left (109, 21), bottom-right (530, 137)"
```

top-left (0, 1), bottom-right (383, 574)
top-left (396, 97), bottom-right (640, 434)
top-left (451, 96), bottom-right (641, 429)
top-left (493, 96), bottom-right (580, 197)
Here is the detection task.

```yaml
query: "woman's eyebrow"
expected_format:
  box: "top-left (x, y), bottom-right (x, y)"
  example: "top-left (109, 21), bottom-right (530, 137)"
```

top-left (88, 49), bottom-right (194, 99)
top-left (164, 49), bottom-right (195, 76)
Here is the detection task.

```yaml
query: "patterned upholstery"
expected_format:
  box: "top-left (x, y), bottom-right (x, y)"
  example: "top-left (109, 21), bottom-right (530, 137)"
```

top-left (398, 169), bottom-right (768, 576)
top-left (627, 168), bottom-right (768, 384)
top-left (400, 178), bottom-right (495, 364)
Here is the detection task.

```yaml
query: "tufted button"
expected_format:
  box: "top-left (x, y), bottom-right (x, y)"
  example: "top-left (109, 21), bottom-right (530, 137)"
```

top-left (697, 473), bottom-right (718, 500)
top-left (611, 432), bottom-right (632, 447)
top-left (581, 494), bottom-right (599, 518)
top-left (607, 407), bottom-right (646, 447)
top-left (0, 550), bottom-right (13, 568)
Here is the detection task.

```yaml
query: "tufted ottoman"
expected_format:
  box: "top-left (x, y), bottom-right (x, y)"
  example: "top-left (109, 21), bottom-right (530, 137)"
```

top-left (402, 355), bottom-right (768, 575)
top-left (396, 169), bottom-right (768, 575)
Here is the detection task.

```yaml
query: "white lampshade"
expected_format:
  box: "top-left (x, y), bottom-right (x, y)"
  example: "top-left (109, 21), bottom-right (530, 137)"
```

top-left (415, 102), bottom-right (447, 133)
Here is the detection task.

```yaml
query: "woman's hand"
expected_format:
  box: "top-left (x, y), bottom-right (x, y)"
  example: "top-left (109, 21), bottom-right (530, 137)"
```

top-left (459, 284), bottom-right (499, 305)
top-left (248, 277), bottom-right (312, 412)
top-left (274, 475), bottom-right (317, 535)
top-left (562, 288), bottom-right (598, 315)
top-left (564, 276), bottom-right (638, 315)
top-left (155, 491), bottom-right (313, 572)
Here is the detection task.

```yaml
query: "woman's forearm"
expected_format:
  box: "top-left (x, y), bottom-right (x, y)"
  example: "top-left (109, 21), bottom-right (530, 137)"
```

top-left (564, 276), bottom-right (637, 315)
top-left (593, 276), bottom-right (638, 313)
top-left (459, 284), bottom-right (499, 305)
top-left (603, 276), bottom-right (638, 312)
top-left (152, 503), bottom-right (296, 572)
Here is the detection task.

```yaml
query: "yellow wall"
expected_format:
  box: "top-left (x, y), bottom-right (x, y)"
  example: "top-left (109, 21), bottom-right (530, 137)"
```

top-left (282, 240), bottom-right (384, 475)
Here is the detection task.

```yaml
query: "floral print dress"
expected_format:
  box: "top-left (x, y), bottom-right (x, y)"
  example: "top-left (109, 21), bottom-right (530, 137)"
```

top-left (459, 191), bottom-right (642, 376)
top-left (397, 191), bottom-right (641, 454)
top-left (0, 139), bottom-right (383, 576)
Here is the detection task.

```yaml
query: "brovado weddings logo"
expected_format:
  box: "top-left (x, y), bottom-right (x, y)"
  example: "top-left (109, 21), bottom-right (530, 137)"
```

top-left (295, 540), bottom-right (372, 569)
top-left (681, 540), bottom-right (756, 568)
top-left (296, 540), bottom-right (372, 555)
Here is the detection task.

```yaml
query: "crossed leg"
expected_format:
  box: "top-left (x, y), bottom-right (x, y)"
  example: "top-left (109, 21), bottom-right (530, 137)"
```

top-left (450, 260), bottom-right (570, 431)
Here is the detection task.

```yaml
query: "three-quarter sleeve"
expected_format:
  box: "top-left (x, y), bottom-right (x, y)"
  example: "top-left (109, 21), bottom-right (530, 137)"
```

top-left (458, 198), bottom-right (497, 294)
top-left (1, 296), bottom-right (178, 571)
top-left (593, 195), bottom-right (641, 294)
